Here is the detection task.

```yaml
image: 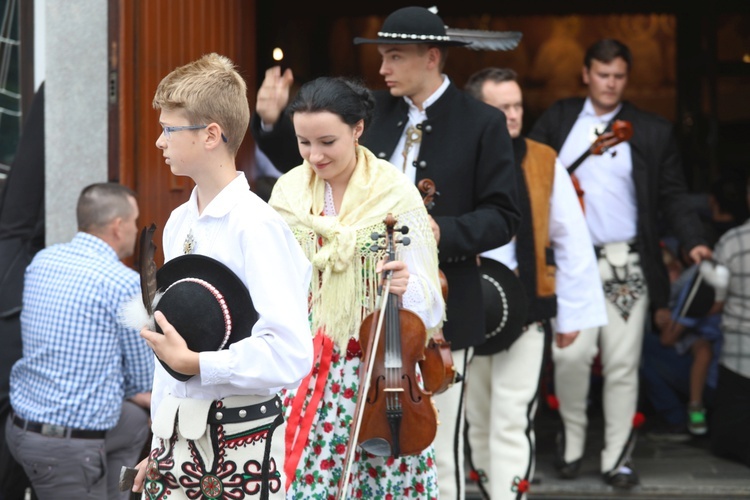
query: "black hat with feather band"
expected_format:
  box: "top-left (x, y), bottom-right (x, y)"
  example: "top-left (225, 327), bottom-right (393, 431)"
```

top-left (153, 254), bottom-right (258, 381)
top-left (124, 225), bottom-right (257, 381)
top-left (353, 6), bottom-right (522, 51)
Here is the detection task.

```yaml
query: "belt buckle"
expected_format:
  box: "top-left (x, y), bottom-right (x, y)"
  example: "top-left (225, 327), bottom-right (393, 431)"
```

top-left (41, 423), bottom-right (67, 438)
top-left (601, 242), bottom-right (630, 268)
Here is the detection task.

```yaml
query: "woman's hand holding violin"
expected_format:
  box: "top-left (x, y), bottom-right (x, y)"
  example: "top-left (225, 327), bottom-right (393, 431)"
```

top-left (377, 259), bottom-right (409, 296)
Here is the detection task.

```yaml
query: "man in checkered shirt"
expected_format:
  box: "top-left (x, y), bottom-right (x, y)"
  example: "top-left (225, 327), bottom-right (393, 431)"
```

top-left (5, 183), bottom-right (154, 499)
top-left (711, 187), bottom-right (750, 468)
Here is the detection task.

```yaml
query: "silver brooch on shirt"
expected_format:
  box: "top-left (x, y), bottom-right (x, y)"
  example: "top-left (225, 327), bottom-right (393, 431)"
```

top-left (401, 125), bottom-right (422, 172)
top-left (183, 228), bottom-right (196, 255)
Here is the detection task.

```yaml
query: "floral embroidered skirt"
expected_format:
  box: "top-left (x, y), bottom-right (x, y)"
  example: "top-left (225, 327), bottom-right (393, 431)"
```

top-left (283, 337), bottom-right (439, 499)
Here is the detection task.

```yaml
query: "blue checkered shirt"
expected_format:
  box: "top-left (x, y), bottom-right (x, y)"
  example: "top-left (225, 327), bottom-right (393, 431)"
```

top-left (10, 232), bottom-right (154, 430)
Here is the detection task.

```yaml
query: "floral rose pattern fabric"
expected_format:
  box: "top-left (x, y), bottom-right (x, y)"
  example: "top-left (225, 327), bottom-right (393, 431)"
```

top-left (283, 340), bottom-right (438, 499)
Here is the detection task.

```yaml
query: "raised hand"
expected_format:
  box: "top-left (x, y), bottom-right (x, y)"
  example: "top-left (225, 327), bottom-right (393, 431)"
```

top-left (256, 66), bottom-right (294, 127)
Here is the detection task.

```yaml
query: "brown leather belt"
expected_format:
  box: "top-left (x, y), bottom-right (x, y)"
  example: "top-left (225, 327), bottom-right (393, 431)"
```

top-left (12, 412), bottom-right (106, 439)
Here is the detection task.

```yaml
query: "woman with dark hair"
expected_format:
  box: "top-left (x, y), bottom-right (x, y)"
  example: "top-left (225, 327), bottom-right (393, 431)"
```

top-left (269, 76), bottom-right (445, 498)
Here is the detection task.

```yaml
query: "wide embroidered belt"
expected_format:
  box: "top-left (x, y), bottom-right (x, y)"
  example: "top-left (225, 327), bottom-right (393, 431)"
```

top-left (152, 394), bottom-right (281, 441)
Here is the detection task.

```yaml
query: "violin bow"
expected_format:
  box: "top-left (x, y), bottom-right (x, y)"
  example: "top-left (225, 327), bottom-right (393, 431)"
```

top-left (338, 283), bottom-right (391, 497)
top-left (337, 276), bottom-right (392, 499)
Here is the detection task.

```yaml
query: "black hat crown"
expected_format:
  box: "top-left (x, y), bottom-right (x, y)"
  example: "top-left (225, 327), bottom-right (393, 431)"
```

top-left (353, 6), bottom-right (469, 47)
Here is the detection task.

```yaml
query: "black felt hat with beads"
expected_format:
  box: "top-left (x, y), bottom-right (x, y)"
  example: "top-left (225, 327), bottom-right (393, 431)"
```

top-left (353, 6), bottom-right (470, 47)
top-left (154, 254), bottom-right (257, 381)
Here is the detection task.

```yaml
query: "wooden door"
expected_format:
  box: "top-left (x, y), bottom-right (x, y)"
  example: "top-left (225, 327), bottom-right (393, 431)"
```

top-left (114, 0), bottom-right (256, 266)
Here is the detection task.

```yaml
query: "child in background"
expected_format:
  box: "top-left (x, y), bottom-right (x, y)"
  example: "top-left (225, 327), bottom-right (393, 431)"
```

top-left (642, 240), bottom-right (724, 438)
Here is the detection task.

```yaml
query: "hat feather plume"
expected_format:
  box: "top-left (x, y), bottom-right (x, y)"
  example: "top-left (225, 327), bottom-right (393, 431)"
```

top-left (445, 27), bottom-right (522, 51)
top-left (139, 223), bottom-right (158, 316)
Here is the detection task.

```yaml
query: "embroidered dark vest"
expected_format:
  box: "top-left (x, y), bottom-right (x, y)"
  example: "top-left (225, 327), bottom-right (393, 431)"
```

top-left (515, 137), bottom-right (557, 324)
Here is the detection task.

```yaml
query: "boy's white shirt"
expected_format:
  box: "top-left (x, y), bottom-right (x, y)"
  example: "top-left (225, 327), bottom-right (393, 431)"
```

top-left (151, 171), bottom-right (313, 419)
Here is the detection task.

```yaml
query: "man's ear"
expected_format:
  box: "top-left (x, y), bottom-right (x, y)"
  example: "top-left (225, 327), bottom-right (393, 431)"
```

top-left (426, 47), bottom-right (441, 70)
top-left (205, 123), bottom-right (226, 150)
top-left (110, 217), bottom-right (124, 240)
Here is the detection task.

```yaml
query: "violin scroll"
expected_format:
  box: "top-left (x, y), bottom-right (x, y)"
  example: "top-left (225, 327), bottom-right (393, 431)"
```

top-left (417, 179), bottom-right (440, 212)
top-left (591, 120), bottom-right (633, 156)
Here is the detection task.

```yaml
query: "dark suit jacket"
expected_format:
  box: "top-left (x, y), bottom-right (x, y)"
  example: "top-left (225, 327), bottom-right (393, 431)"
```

top-left (528, 97), bottom-right (707, 309)
top-left (0, 81), bottom-right (44, 497)
top-left (251, 82), bottom-right (520, 350)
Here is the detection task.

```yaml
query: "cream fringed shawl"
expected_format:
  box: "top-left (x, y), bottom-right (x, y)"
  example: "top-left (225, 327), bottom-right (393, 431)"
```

top-left (269, 146), bottom-right (443, 350)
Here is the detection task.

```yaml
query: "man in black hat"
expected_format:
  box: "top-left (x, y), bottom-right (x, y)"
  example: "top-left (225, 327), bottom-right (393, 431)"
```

top-left (251, 7), bottom-right (519, 498)
top-left (464, 67), bottom-right (606, 500)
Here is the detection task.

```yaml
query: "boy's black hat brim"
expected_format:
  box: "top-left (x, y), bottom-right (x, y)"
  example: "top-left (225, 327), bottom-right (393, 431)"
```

top-left (154, 254), bottom-right (257, 381)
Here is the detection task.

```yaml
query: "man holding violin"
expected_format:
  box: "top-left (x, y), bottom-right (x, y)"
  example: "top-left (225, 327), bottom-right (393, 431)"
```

top-left (529, 38), bottom-right (712, 489)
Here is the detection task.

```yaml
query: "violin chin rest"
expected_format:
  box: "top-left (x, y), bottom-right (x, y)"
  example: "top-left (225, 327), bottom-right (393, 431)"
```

top-left (360, 438), bottom-right (392, 457)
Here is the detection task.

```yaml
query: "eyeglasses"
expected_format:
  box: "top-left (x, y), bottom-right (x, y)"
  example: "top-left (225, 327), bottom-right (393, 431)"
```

top-left (161, 124), bottom-right (228, 143)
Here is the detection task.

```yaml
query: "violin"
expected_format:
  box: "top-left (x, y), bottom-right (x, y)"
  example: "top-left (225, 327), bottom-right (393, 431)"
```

top-left (337, 214), bottom-right (438, 499)
top-left (416, 179), bottom-right (458, 395)
top-left (565, 119), bottom-right (634, 212)
top-left (418, 179), bottom-right (448, 297)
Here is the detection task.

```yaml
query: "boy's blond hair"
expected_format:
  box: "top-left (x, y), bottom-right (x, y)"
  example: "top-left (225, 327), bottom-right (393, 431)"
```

top-left (153, 53), bottom-right (249, 156)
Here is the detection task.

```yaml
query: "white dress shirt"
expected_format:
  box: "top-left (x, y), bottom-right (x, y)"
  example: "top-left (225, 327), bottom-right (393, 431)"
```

top-left (482, 159), bottom-right (607, 333)
top-left (151, 172), bottom-right (313, 418)
top-left (556, 99), bottom-right (636, 246)
top-left (389, 75), bottom-right (451, 184)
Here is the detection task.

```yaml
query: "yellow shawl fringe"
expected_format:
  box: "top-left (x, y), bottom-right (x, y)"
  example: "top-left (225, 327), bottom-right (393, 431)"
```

top-left (269, 146), bottom-right (443, 350)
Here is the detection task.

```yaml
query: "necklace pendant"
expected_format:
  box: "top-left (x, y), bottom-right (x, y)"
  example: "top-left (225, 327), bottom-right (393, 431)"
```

top-left (183, 229), bottom-right (196, 255)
